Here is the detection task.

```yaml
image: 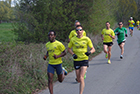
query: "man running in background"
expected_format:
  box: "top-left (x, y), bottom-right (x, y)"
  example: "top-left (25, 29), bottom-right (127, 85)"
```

top-left (43, 30), bottom-right (67, 94)
top-left (128, 17), bottom-right (135, 36)
top-left (136, 20), bottom-right (139, 29)
top-left (101, 21), bottom-right (115, 64)
top-left (68, 25), bottom-right (95, 94)
top-left (114, 22), bottom-right (127, 59)
top-left (68, 20), bottom-right (86, 42)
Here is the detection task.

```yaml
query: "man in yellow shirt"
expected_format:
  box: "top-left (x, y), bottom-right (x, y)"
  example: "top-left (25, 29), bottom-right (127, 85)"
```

top-left (43, 30), bottom-right (67, 94)
top-left (128, 17), bottom-right (135, 36)
top-left (68, 20), bottom-right (86, 42)
top-left (136, 20), bottom-right (139, 29)
top-left (101, 21), bottom-right (115, 64)
top-left (68, 25), bottom-right (95, 94)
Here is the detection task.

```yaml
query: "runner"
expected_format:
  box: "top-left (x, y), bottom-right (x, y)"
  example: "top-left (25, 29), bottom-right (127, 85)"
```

top-left (68, 20), bottom-right (86, 42)
top-left (128, 17), bottom-right (135, 36)
top-left (136, 20), bottom-right (140, 29)
top-left (68, 25), bottom-right (95, 94)
top-left (114, 22), bottom-right (127, 59)
top-left (43, 30), bottom-right (67, 94)
top-left (101, 21), bottom-right (115, 64)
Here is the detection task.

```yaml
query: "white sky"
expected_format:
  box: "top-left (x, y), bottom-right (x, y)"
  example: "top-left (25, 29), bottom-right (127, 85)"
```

top-left (11, 0), bottom-right (18, 7)
top-left (0, 0), bottom-right (18, 7)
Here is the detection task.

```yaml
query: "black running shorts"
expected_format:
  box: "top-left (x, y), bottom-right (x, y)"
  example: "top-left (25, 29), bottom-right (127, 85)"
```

top-left (103, 42), bottom-right (113, 47)
top-left (74, 60), bottom-right (89, 70)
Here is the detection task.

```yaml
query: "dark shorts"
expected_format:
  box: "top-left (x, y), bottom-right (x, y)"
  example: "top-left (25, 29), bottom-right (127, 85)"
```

top-left (103, 42), bottom-right (113, 47)
top-left (47, 64), bottom-right (63, 75)
top-left (118, 41), bottom-right (125, 45)
top-left (74, 60), bottom-right (89, 70)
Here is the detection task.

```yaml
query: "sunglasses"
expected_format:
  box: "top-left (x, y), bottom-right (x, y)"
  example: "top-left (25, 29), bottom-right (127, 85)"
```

top-left (119, 24), bottom-right (122, 25)
top-left (76, 29), bottom-right (82, 31)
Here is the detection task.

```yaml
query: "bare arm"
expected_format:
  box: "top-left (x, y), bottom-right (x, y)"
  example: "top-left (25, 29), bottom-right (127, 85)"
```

top-left (53, 50), bottom-right (66, 59)
top-left (89, 47), bottom-right (95, 54)
top-left (68, 39), bottom-right (70, 43)
top-left (101, 34), bottom-right (104, 41)
top-left (109, 34), bottom-right (115, 39)
top-left (43, 52), bottom-right (48, 60)
top-left (68, 48), bottom-right (74, 55)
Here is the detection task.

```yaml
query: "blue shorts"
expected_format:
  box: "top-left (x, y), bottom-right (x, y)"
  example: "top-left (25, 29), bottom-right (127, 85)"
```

top-left (129, 27), bottom-right (134, 30)
top-left (47, 64), bottom-right (63, 75)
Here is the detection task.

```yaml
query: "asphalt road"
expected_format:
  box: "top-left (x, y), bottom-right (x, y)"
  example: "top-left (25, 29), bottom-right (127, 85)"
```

top-left (39, 28), bottom-right (140, 94)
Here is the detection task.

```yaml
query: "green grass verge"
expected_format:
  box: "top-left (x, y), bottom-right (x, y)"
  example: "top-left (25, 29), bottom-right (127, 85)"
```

top-left (0, 23), bottom-right (17, 42)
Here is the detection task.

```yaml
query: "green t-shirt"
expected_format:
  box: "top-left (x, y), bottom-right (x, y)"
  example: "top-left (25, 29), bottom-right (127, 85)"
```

top-left (45, 40), bottom-right (65, 65)
top-left (114, 27), bottom-right (127, 44)
top-left (68, 36), bottom-right (93, 61)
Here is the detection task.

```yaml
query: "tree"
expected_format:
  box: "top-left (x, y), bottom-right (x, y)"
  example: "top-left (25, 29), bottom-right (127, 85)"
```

top-left (83, 0), bottom-right (119, 34)
top-left (0, 0), bottom-right (15, 23)
top-left (117, 0), bottom-right (137, 24)
top-left (13, 0), bottom-right (87, 43)
top-left (134, 0), bottom-right (140, 19)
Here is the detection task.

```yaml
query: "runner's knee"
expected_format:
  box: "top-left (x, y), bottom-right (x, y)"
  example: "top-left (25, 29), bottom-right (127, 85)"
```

top-left (48, 78), bottom-right (53, 83)
top-left (79, 76), bottom-right (84, 82)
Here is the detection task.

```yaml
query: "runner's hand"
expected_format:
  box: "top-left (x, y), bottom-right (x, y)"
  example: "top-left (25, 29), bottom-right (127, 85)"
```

top-left (125, 34), bottom-right (128, 37)
top-left (43, 55), bottom-right (47, 60)
top-left (117, 32), bottom-right (120, 35)
top-left (53, 54), bottom-right (58, 59)
top-left (102, 37), bottom-right (104, 41)
top-left (85, 52), bottom-right (91, 56)
top-left (72, 54), bottom-right (78, 59)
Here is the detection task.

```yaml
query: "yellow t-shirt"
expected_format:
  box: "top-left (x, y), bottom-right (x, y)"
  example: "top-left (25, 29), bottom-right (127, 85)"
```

top-left (69, 30), bottom-right (86, 39)
top-left (101, 28), bottom-right (115, 43)
top-left (45, 40), bottom-right (65, 65)
top-left (68, 36), bottom-right (93, 61)
top-left (128, 20), bottom-right (135, 27)
top-left (136, 21), bottom-right (140, 25)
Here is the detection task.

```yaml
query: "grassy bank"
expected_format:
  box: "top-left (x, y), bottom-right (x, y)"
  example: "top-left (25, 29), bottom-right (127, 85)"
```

top-left (0, 40), bottom-right (103, 94)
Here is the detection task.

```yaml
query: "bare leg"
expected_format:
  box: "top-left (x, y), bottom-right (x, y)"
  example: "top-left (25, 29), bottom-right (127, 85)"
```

top-left (79, 66), bottom-right (87, 94)
top-left (119, 42), bottom-right (125, 55)
top-left (130, 29), bottom-right (133, 36)
top-left (75, 69), bottom-right (80, 82)
top-left (103, 45), bottom-right (108, 54)
top-left (108, 46), bottom-right (112, 60)
top-left (57, 70), bottom-right (65, 83)
top-left (131, 30), bottom-right (133, 36)
top-left (48, 73), bottom-right (54, 94)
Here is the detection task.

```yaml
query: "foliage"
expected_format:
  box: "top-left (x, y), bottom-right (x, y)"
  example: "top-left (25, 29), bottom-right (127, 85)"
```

top-left (0, 0), bottom-right (15, 23)
top-left (0, 42), bottom-right (47, 93)
top-left (83, 0), bottom-right (119, 34)
top-left (13, 0), bottom-right (124, 43)
top-left (13, 0), bottom-right (81, 43)
top-left (117, 0), bottom-right (137, 24)
top-left (134, 0), bottom-right (140, 20)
